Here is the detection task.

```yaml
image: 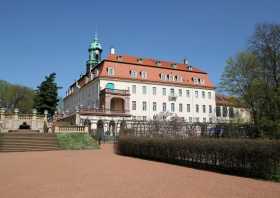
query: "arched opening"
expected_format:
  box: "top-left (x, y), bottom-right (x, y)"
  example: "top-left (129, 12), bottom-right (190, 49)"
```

top-left (109, 120), bottom-right (116, 136)
top-left (96, 120), bottom-right (104, 144)
top-left (110, 98), bottom-right (125, 113)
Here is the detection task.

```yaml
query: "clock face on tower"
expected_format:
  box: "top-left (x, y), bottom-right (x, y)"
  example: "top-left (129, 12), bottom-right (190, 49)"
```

top-left (95, 50), bottom-right (99, 55)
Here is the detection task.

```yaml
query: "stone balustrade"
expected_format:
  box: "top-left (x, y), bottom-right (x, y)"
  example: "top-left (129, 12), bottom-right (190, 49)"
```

top-left (53, 126), bottom-right (88, 133)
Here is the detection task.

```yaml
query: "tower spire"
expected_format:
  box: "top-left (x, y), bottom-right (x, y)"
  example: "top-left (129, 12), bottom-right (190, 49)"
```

top-left (86, 34), bottom-right (103, 73)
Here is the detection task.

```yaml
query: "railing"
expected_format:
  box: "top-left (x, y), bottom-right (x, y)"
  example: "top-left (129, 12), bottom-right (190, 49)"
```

top-left (168, 94), bottom-right (177, 101)
top-left (79, 107), bottom-right (130, 115)
top-left (100, 88), bottom-right (130, 96)
top-left (54, 126), bottom-right (88, 133)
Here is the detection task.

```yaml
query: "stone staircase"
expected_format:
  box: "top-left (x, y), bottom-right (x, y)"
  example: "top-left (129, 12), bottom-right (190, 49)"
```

top-left (0, 131), bottom-right (60, 152)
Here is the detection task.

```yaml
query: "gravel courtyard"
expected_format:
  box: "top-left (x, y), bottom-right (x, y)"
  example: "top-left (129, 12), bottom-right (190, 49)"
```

top-left (0, 144), bottom-right (279, 198)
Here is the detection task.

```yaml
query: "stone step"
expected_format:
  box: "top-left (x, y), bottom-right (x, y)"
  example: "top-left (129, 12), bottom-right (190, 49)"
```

top-left (0, 148), bottom-right (61, 152)
top-left (0, 132), bottom-right (60, 152)
top-left (0, 133), bottom-right (56, 137)
top-left (0, 142), bottom-right (59, 146)
top-left (0, 136), bottom-right (57, 140)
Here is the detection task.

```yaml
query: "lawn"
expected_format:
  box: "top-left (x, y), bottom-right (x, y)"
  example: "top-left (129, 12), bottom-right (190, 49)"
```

top-left (56, 133), bottom-right (99, 150)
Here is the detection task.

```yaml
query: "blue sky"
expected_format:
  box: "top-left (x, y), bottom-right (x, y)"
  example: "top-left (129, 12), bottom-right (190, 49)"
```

top-left (0, 0), bottom-right (280, 96)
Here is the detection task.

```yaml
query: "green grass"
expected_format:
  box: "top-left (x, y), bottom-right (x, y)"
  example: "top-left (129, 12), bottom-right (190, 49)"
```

top-left (56, 133), bottom-right (99, 150)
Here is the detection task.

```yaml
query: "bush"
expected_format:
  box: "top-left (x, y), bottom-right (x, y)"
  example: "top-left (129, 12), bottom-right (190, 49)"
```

top-left (56, 133), bottom-right (99, 150)
top-left (116, 136), bottom-right (280, 180)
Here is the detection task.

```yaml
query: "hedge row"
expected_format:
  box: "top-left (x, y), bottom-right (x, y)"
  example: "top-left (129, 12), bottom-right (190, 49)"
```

top-left (116, 136), bottom-right (280, 180)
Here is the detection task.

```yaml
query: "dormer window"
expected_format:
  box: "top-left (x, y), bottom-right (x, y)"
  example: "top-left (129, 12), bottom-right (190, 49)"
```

top-left (160, 73), bottom-right (165, 80)
top-left (188, 65), bottom-right (193, 71)
top-left (178, 76), bottom-right (183, 82)
top-left (174, 75), bottom-right (178, 81)
top-left (130, 70), bottom-right (137, 78)
top-left (117, 55), bottom-right (122, 61)
top-left (140, 71), bottom-right (147, 79)
top-left (192, 77), bottom-right (198, 84)
top-left (171, 63), bottom-right (177, 69)
top-left (137, 58), bottom-right (143, 63)
top-left (155, 60), bottom-right (161, 66)
top-left (107, 67), bottom-right (114, 76)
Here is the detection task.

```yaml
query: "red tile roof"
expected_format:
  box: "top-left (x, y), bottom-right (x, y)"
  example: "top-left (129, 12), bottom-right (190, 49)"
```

top-left (105, 54), bottom-right (207, 73)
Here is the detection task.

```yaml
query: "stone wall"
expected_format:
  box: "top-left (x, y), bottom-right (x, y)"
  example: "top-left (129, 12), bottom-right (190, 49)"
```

top-left (0, 108), bottom-right (48, 133)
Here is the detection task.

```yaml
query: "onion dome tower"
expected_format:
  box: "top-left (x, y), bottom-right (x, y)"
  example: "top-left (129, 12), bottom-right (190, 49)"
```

top-left (86, 33), bottom-right (102, 73)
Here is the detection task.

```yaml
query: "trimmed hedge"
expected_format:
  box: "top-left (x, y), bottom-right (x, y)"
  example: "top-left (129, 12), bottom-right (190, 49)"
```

top-left (116, 136), bottom-right (280, 180)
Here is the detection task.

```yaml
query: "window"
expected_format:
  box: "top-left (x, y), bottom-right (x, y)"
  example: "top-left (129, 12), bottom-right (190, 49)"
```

top-left (186, 90), bottom-right (190, 97)
top-left (170, 88), bottom-right (175, 96)
top-left (162, 88), bottom-right (166, 96)
top-left (162, 102), bottom-right (166, 112)
top-left (202, 91), bottom-right (205, 98)
top-left (216, 106), bottom-right (221, 117)
top-left (209, 117), bottom-right (213, 123)
top-left (132, 101), bottom-right (136, 110)
top-left (195, 117), bottom-right (199, 122)
top-left (179, 103), bottom-right (183, 112)
top-left (208, 92), bottom-right (211, 99)
top-left (209, 105), bottom-right (212, 113)
top-left (142, 86), bottom-right (147, 94)
top-left (171, 103), bottom-right (175, 112)
top-left (152, 102), bottom-right (157, 111)
top-left (196, 104), bottom-right (199, 113)
top-left (132, 85), bottom-right (136, 94)
top-left (160, 73), bottom-right (165, 80)
top-left (106, 83), bottom-right (115, 90)
top-left (192, 77), bottom-right (199, 84)
top-left (140, 71), bottom-right (147, 79)
top-left (130, 70), bottom-right (137, 78)
top-left (152, 87), bottom-right (156, 95)
top-left (142, 101), bottom-right (147, 111)
top-left (187, 104), bottom-right (191, 112)
top-left (203, 117), bottom-right (206, 122)
top-left (203, 105), bottom-right (206, 113)
top-left (178, 89), bottom-right (182, 97)
top-left (195, 91), bottom-right (198, 98)
top-left (189, 117), bottom-right (192, 123)
top-left (107, 67), bottom-right (114, 76)
top-left (229, 107), bottom-right (234, 118)
top-left (222, 106), bottom-right (228, 117)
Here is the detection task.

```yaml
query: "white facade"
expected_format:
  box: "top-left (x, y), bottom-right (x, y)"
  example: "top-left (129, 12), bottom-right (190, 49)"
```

top-left (64, 78), bottom-right (216, 122)
top-left (100, 79), bottom-right (216, 122)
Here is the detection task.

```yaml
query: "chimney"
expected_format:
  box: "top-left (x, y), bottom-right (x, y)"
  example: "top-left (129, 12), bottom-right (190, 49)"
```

top-left (110, 47), bottom-right (116, 55)
top-left (183, 58), bottom-right (188, 65)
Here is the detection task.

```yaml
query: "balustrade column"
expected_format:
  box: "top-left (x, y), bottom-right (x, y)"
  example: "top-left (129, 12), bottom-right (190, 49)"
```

top-left (32, 109), bottom-right (37, 120)
top-left (44, 110), bottom-right (48, 121)
top-left (14, 108), bottom-right (19, 120)
top-left (0, 108), bottom-right (5, 120)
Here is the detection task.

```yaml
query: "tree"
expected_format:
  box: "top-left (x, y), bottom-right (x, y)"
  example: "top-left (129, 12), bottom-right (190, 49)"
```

top-left (33, 73), bottom-right (59, 116)
top-left (220, 23), bottom-right (280, 138)
top-left (0, 80), bottom-right (34, 113)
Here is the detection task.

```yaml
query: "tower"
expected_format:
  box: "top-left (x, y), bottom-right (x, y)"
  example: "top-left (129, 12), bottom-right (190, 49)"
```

top-left (86, 34), bottom-right (102, 73)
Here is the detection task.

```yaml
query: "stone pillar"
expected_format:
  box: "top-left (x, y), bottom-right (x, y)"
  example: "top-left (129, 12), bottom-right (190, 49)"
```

top-left (44, 110), bottom-right (48, 121)
top-left (32, 109), bottom-right (37, 120)
top-left (75, 108), bottom-right (80, 126)
top-left (0, 108), bottom-right (5, 120)
top-left (14, 108), bottom-right (19, 120)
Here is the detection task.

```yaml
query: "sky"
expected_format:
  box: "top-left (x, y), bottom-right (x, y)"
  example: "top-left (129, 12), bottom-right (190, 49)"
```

top-left (0, 0), bottom-right (280, 97)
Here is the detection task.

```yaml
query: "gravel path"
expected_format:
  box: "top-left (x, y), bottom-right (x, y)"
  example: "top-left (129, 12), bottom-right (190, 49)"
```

top-left (0, 144), bottom-right (279, 198)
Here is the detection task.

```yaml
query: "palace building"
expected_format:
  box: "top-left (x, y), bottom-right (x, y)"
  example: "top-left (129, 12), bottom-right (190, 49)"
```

top-left (63, 36), bottom-right (216, 122)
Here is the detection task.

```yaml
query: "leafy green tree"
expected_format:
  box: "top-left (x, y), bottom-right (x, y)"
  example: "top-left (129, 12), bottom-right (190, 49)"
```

top-left (220, 23), bottom-right (280, 138)
top-left (0, 80), bottom-right (34, 113)
top-left (33, 73), bottom-right (59, 116)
